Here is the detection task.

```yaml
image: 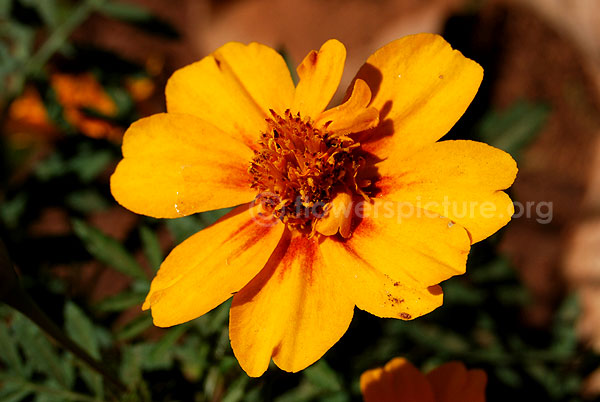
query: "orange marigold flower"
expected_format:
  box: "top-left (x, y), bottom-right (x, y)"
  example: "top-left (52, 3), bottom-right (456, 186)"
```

top-left (8, 87), bottom-right (52, 129)
top-left (360, 357), bottom-right (487, 402)
top-left (110, 34), bottom-right (517, 376)
top-left (50, 73), bottom-right (122, 140)
top-left (125, 76), bottom-right (155, 102)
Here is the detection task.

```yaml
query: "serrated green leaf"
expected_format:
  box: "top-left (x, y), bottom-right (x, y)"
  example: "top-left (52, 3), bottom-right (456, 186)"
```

top-left (72, 219), bottom-right (148, 281)
top-left (0, 317), bottom-right (26, 376)
top-left (1, 376), bottom-right (97, 402)
top-left (12, 314), bottom-right (69, 387)
top-left (64, 302), bottom-right (100, 358)
top-left (64, 302), bottom-right (103, 398)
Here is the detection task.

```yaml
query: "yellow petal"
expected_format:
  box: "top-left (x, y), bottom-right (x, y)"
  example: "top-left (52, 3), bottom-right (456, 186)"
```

top-left (353, 33), bottom-right (483, 159)
top-left (320, 199), bottom-right (469, 319)
top-left (360, 357), bottom-right (436, 402)
top-left (166, 42), bottom-right (295, 148)
top-left (292, 39), bottom-right (346, 119)
top-left (111, 113), bottom-right (256, 218)
top-left (426, 362), bottom-right (487, 402)
top-left (229, 232), bottom-right (354, 377)
top-left (322, 238), bottom-right (444, 320)
top-left (376, 140), bottom-right (518, 243)
top-left (315, 79), bottom-right (379, 136)
top-left (143, 203), bottom-right (284, 327)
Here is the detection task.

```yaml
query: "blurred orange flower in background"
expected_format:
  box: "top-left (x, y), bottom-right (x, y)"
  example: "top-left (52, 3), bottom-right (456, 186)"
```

top-left (7, 73), bottom-right (154, 142)
top-left (110, 33), bottom-right (517, 376)
top-left (360, 357), bottom-right (487, 402)
top-left (50, 73), bottom-right (121, 140)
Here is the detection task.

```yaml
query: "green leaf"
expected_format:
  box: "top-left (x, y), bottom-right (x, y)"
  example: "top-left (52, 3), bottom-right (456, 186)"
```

top-left (174, 334), bottom-right (209, 381)
top-left (0, 320), bottom-right (26, 376)
top-left (64, 302), bottom-right (103, 398)
top-left (0, 376), bottom-right (97, 402)
top-left (120, 341), bottom-right (174, 384)
top-left (95, 1), bottom-right (152, 22)
top-left (65, 189), bottom-right (110, 213)
top-left (34, 152), bottom-right (68, 181)
top-left (64, 302), bottom-right (100, 358)
top-left (104, 86), bottom-right (134, 117)
top-left (139, 226), bottom-right (162, 271)
top-left (150, 323), bottom-right (189, 362)
top-left (442, 279), bottom-right (485, 306)
top-left (194, 299), bottom-right (231, 337)
top-left (303, 361), bottom-right (342, 392)
top-left (165, 215), bottom-right (204, 245)
top-left (494, 366), bottom-right (522, 388)
top-left (12, 314), bottom-right (69, 387)
top-left (277, 47), bottom-right (298, 85)
top-left (95, 290), bottom-right (146, 312)
top-left (95, 0), bottom-right (179, 38)
top-left (116, 313), bottom-right (153, 341)
top-left (165, 207), bottom-right (232, 245)
top-left (72, 218), bottom-right (148, 281)
top-left (274, 382), bottom-right (320, 402)
top-left (221, 375), bottom-right (249, 402)
top-left (470, 258), bottom-right (515, 283)
top-left (0, 385), bottom-right (33, 402)
top-left (477, 100), bottom-right (549, 159)
top-left (0, 0), bottom-right (12, 18)
top-left (34, 144), bottom-right (112, 183)
top-left (0, 193), bottom-right (27, 230)
top-left (199, 207), bottom-right (232, 227)
top-left (68, 146), bottom-right (113, 183)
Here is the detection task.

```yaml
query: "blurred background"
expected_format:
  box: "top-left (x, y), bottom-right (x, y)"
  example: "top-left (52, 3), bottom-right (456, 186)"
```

top-left (1, 0), bottom-right (600, 401)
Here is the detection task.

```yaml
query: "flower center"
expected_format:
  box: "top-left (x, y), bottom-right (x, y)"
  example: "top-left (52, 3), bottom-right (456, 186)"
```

top-left (249, 110), bottom-right (367, 235)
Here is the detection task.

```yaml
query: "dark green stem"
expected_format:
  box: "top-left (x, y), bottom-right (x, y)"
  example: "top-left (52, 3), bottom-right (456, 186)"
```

top-left (24, 0), bottom-right (104, 75)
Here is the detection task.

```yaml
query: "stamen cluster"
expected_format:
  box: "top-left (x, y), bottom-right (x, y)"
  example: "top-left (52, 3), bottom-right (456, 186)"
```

top-left (249, 110), bottom-right (364, 233)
